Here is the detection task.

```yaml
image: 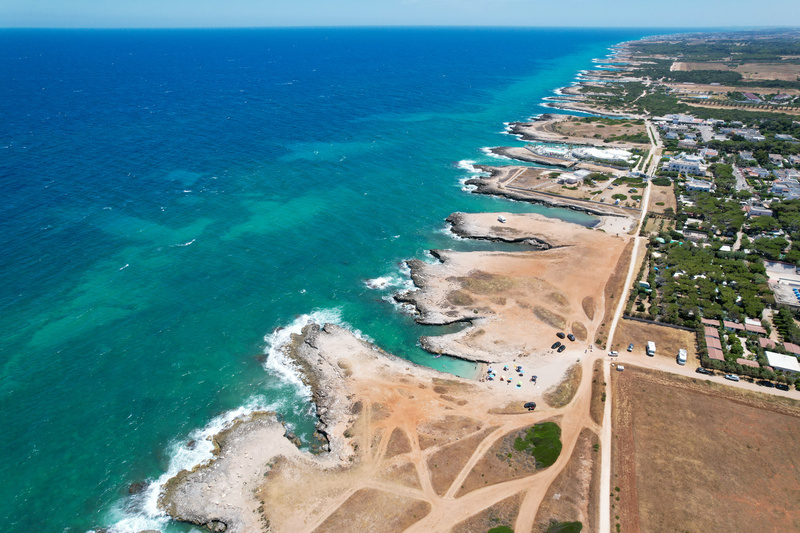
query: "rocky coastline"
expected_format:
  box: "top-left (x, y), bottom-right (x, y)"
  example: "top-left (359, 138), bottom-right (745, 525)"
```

top-left (466, 168), bottom-right (630, 219)
top-left (155, 36), bottom-right (643, 533)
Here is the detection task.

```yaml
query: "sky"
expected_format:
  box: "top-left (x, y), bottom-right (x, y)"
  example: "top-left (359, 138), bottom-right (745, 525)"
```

top-left (2, 0), bottom-right (800, 28)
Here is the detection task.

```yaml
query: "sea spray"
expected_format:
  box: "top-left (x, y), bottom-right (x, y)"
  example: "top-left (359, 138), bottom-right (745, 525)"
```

top-left (263, 309), bottom-right (374, 390)
top-left (105, 398), bottom-right (278, 533)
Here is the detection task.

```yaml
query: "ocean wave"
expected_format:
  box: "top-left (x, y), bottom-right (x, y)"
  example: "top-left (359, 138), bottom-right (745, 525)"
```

top-left (438, 222), bottom-right (466, 241)
top-left (262, 308), bottom-right (373, 391)
top-left (104, 397), bottom-right (277, 533)
top-left (480, 147), bottom-right (511, 161)
top-left (382, 294), bottom-right (417, 315)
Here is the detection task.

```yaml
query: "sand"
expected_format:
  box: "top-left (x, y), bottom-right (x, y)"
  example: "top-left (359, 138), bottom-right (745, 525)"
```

top-left (159, 211), bottom-right (630, 532)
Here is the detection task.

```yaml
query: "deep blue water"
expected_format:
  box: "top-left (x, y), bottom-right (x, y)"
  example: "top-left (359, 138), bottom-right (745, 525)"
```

top-left (0, 27), bottom-right (651, 531)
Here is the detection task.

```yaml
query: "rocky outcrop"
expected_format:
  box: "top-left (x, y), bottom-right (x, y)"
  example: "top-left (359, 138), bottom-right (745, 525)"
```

top-left (160, 412), bottom-right (301, 533)
top-left (446, 212), bottom-right (557, 249)
top-left (466, 170), bottom-right (625, 219)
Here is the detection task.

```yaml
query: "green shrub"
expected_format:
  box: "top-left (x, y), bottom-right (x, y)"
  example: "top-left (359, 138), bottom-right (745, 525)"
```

top-left (513, 422), bottom-right (562, 468)
top-left (547, 521), bottom-right (583, 533)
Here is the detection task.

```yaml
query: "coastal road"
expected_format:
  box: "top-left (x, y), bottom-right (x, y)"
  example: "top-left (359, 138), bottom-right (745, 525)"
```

top-left (598, 119), bottom-right (659, 533)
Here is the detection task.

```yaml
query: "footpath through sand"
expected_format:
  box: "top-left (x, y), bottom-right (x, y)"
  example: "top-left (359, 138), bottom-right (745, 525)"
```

top-left (160, 211), bottom-right (630, 532)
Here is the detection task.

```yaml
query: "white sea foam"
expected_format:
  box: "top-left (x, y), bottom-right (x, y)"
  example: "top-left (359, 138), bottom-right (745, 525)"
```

top-left (364, 275), bottom-right (395, 290)
top-left (383, 294), bottom-right (418, 315)
top-left (262, 308), bottom-right (358, 392)
top-left (480, 147), bottom-right (511, 161)
top-left (105, 308), bottom-right (372, 532)
top-left (438, 222), bottom-right (466, 241)
top-left (365, 269), bottom-right (414, 293)
top-left (105, 397), bottom-right (277, 533)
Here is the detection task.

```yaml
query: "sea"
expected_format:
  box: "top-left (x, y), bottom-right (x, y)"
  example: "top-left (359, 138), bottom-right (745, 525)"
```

top-left (0, 27), bottom-right (653, 532)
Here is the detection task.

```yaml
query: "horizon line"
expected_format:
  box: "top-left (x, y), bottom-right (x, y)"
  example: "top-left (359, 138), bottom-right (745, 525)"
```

top-left (2, 24), bottom-right (799, 31)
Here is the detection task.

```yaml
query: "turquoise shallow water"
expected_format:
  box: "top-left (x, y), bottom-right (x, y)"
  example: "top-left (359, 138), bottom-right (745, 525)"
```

top-left (0, 28), bottom-right (651, 531)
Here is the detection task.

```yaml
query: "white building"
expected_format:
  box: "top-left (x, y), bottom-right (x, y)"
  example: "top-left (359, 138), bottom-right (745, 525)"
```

top-left (765, 351), bottom-right (800, 374)
top-left (685, 178), bottom-right (713, 192)
top-left (664, 153), bottom-right (706, 175)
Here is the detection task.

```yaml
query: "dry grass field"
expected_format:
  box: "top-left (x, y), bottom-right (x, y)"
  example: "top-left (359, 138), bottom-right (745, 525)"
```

top-left (735, 62), bottom-right (800, 82)
top-left (594, 239), bottom-right (635, 349)
top-left (671, 61), bottom-right (732, 71)
top-left (664, 82), bottom-right (800, 96)
top-left (551, 117), bottom-right (648, 143)
top-left (648, 184), bottom-right (677, 214)
top-left (533, 428), bottom-right (600, 532)
top-left (642, 215), bottom-right (674, 236)
top-left (610, 318), bottom-right (698, 368)
top-left (612, 366), bottom-right (800, 533)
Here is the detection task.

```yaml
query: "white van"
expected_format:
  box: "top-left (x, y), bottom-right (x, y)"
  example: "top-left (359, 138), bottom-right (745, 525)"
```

top-left (646, 341), bottom-right (656, 356)
top-left (677, 349), bottom-right (687, 365)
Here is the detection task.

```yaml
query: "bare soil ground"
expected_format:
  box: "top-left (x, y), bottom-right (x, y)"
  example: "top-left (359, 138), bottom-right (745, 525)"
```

top-left (409, 213), bottom-right (631, 363)
top-left (456, 422), bottom-right (558, 497)
top-left (594, 239), bottom-right (635, 349)
top-left (313, 489), bottom-right (432, 533)
top-left (184, 324), bottom-right (604, 533)
top-left (612, 366), bottom-right (800, 533)
top-left (451, 493), bottom-right (523, 533)
top-left (589, 359), bottom-right (605, 426)
top-left (551, 116), bottom-right (648, 144)
top-left (428, 427), bottom-right (497, 495)
top-left (648, 184), bottom-right (677, 214)
top-left (671, 61), bottom-right (731, 71)
top-left (533, 428), bottom-right (600, 533)
top-left (642, 215), bottom-right (674, 235)
top-left (543, 363), bottom-right (583, 408)
top-left (610, 319), bottom-right (698, 368)
top-left (735, 62), bottom-right (800, 82)
top-left (664, 82), bottom-right (800, 96)
top-left (684, 101), bottom-right (800, 116)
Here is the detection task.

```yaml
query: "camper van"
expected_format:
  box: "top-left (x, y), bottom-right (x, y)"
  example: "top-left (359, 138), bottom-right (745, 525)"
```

top-left (677, 349), bottom-right (687, 366)
top-left (646, 341), bottom-right (656, 357)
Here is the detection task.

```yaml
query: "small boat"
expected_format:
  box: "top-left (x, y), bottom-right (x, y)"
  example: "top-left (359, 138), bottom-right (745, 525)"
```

top-left (497, 215), bottom-right (506, 223)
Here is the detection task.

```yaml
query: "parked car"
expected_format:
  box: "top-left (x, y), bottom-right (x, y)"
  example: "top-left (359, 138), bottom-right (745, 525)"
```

top-left (557, 345), bottom-right (566, 353)
top-left (724, 374), bottom-right (740, 382)
top-left (695, 367), bottom-right (712, 376)
top-left (567, 333), bottom-right (575, 342)
top-left (776, 383), bottom-right (790, 391)
top-left (523, 402), bottom-right (536, 411)
top-left (556, 332), bottom-right (566, 339)
top-left (757, 380), bottom-right (775, 388)
top-left (627, 343), bottom-right (634, 352)
top-left (608, 351), bottom-right (619, 357)
top-left (551, 341), bottom-right (562, 350)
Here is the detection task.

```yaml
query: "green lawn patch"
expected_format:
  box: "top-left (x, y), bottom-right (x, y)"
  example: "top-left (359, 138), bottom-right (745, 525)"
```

top-left (487, 526), bottom-right (514, 533)
top-left (513, 422), bottom-right (562, 468)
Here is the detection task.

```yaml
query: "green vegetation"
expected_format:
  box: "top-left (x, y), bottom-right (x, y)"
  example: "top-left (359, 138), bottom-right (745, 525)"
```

top-left (640, 242), bottom-right (771, 325)
top-left (773, 308), bottom-right (800, 345)
top-left (487, 526), bottom-right (514, 533)
top-left (686, 193), bottom-right (745, 234)
top-left (652, 177), bottom-right (672, 187)
top-left (546, 521), bottom-right (583, 533)
top-left (513, 422), bottom-right (562, 468)
top-left (709, 163), bottom-right (736, 195)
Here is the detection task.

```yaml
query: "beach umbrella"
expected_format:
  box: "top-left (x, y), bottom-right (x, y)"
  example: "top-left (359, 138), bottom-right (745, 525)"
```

top-left (516, 382), bottom-right (522, 388)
